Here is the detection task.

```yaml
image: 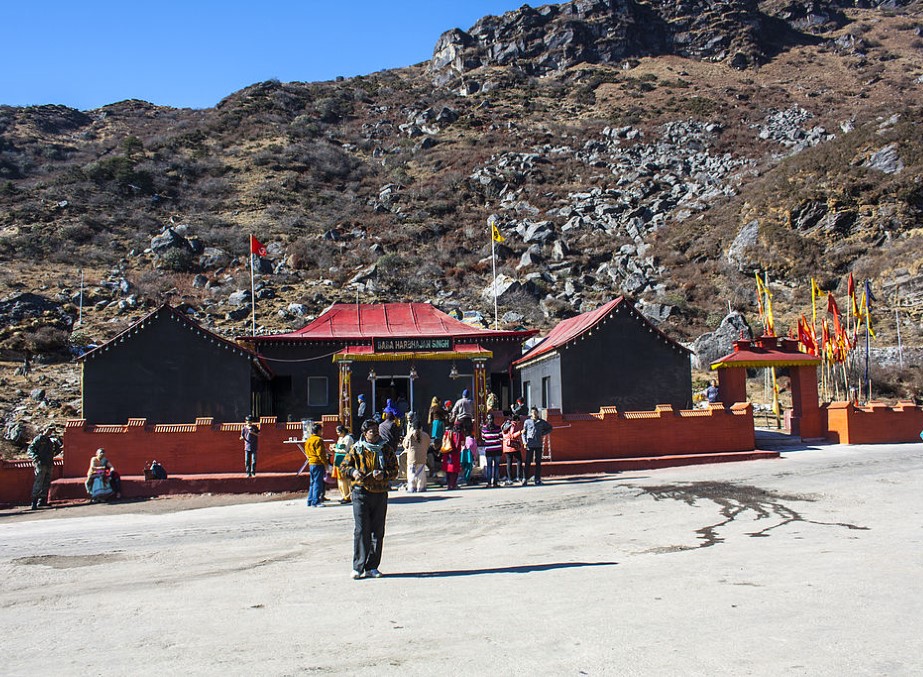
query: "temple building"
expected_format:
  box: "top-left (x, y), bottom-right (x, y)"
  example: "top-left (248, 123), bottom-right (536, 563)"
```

top-left (239, 303), bottom-right (537, 431)
top-left (513, 297), bottom-right (692, 414)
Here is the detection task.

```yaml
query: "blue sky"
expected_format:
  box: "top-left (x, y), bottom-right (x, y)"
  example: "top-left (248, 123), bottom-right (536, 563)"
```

top-left (3, 1), bottom-right (531, 111)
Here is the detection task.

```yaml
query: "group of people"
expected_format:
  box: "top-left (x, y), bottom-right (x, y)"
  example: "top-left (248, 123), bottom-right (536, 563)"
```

top-left (430, 399), bottom-right (552, 489)
top-left (26, 424), bottom-right (123, 509)
top-left (338, 391), bottom-right (553, 494)
top-left (230, 394), bottom-right (552, 581)
top-left (331, 393), bottom-right (552, 580)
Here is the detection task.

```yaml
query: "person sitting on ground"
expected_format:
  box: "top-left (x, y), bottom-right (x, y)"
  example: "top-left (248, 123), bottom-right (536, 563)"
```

top-left (86, 448), bottom-right (121, 500)
top-left (402, 413), bottom-right (431, 493)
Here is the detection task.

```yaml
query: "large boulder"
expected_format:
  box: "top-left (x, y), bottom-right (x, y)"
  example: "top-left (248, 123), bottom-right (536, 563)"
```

top-left (199, 247), bottom-right (232, 270)
top-left (482, 274), bottom-right (536, 303)
top-left (150, 228), bottom-right (190, 254)
top-left (690, 312), bottom-right (753, 369)
top-left (726, 220), bottom-right (760, 272)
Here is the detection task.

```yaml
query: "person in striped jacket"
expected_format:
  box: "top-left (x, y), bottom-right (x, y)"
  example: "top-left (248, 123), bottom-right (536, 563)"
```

top-left (480, 413), bottom-right (504, 488)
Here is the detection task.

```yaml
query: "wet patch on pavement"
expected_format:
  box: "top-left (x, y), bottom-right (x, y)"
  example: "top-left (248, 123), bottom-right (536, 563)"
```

top-left (638, 481), bottom-right (868, 550)
top-left (14, 552), bottom-right (127, 569)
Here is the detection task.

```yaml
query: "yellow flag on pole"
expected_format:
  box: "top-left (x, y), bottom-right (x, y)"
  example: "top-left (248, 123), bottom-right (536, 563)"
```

top-left (811, 277), bottom-right (821, 327)
top-left (491, 222), bottom-right (504, 243)
top-left (771, 368), bottom-right (781, 416)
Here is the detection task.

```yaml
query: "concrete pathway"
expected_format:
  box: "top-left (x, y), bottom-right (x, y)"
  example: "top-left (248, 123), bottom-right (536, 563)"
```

top-left (1, 442), bottom-right (921, 676)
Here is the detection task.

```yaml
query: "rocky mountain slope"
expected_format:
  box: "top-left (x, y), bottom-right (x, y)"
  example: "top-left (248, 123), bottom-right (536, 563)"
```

top-left (1, 0), bottom-right (922, 450)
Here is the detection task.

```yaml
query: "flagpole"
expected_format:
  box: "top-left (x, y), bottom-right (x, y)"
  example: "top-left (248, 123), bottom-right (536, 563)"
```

top-left (250, 235), bottom-right (256, 337)
top-left (489, 214), bottom-right (499, 330)
top-left (864, 280), bottom-right (871, 402)
top-left (895, 301), bottom-right (903, 369)
top-left (77, 268), bottom-right (84, 327)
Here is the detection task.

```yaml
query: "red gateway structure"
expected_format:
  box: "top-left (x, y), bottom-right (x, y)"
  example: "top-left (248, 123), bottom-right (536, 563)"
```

top-left (711, 335), bottom-right (824, 438)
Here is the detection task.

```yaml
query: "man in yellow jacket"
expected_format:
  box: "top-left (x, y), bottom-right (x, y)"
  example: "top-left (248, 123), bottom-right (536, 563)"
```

top-left (305, 423), bottom-right (327, 507)
top-left (339, 419), bottom-right (399, 579)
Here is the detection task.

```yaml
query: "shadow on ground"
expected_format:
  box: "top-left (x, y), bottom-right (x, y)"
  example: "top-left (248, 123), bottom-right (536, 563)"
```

top-left (382, 561), bottom-right (618, 578)
top-left (755, 430), bottom-right (827, 452)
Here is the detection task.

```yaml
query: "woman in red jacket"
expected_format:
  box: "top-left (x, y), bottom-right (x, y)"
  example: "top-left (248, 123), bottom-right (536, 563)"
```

top-left (440, 421), bottom-right (463, 490)
top-left (502, 415), bottom-right (524, 486)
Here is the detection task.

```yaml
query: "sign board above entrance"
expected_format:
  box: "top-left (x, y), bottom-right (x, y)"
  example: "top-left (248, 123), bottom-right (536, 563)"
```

top-left (373, 337), bottom-right (455, 352)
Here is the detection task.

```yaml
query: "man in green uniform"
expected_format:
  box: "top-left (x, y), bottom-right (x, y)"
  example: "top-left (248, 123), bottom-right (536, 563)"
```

top-left (29, 424), bottom-right (62, 509)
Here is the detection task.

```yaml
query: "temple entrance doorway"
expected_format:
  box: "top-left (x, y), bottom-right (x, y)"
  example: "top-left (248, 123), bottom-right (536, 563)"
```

top-left (373, 375), bottom-right (411, 418)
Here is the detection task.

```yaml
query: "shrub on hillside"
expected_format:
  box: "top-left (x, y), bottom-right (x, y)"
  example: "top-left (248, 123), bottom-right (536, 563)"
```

top-left (158, 248), bottom-right (196, 273)
top-left (870, 363), bottom-right (923, 403)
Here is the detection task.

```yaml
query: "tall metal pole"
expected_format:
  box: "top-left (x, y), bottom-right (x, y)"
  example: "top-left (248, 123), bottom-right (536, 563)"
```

top-left (489, 214), bottom-right (499, 330)
top-left (864, 279), bottom-right (871, 402)
top-left (77, 269), bottom-right (84, 327)
top-left (250, 241), bottom-right (256, 337)
top-left (895, 305), bottom-right (903, 369)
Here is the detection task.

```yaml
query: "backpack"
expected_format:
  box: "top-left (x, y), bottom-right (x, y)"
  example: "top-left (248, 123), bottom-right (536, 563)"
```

top-left (150, 461), bottom-right (168, 480)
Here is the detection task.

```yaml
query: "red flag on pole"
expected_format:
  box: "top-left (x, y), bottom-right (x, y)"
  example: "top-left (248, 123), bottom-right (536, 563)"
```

top-left (250, 235), bottom-right (267, 257)
top-left (798, 315), bottom-right (817, 355)
top-left (847, 273), bottom-right (858, 316)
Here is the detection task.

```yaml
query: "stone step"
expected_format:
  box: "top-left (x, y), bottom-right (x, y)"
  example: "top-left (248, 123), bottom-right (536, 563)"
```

top-left (49, 450), bottom-right (779, 502)
top-left (50, 472), bottom-right (312, 502)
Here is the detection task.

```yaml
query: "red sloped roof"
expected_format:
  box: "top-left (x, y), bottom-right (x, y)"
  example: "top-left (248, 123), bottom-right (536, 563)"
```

top-left (513, 297), bottom-right (689, 366)
top-left (513, 298), bottom-right (624, 365)
top-left (247, 303), bottom-right (536, 343)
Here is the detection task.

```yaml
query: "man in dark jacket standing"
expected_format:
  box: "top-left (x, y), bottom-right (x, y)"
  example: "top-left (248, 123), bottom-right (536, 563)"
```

top-left (522, 407), bottom-right (552, 486)
top-left (340, 420), bottom-right (399, 579)
top-left (29, 424), bottom-right (62, 509)
top-left (240, 415), bottom-right (260, 477)
top-left (378, 411), bottom-right (398, 449)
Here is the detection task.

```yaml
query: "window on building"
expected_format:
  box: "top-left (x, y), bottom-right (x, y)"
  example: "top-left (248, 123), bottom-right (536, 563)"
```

top-left (307, 377), bottom-right (328, 407)
top-left (523, 381), bottom-right (531, 408)
top-left (541, 376), bottom-right (551, 408)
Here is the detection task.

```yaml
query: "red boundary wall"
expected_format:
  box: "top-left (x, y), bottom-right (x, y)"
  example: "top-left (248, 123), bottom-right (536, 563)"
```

top-left (825, 400), bottom-right (923, 444)
top-left (0, 459), bottom-right (64, 506)
top-left (57, 416), bottom-right (341, 479)
top-left (1, 406), bottom-right (758, 505)
top-left (545, 403), bottom-right (756, 460)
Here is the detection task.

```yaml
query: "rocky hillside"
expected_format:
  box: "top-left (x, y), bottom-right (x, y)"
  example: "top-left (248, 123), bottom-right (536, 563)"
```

top-left (1, 0), bottom-right (922, 449)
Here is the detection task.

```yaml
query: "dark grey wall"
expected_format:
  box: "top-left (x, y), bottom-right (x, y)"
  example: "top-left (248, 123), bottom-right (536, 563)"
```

top-left (517, 309), bottom-right (691, 414)
top-left (560, 311), bottom-right (691, 412)
top-left (82, 313), bottom-right (254, 424)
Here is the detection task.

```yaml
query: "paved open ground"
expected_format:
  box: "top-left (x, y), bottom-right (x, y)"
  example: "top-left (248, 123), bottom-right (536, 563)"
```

top-left (2, 442), bottom-right (922, 676)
